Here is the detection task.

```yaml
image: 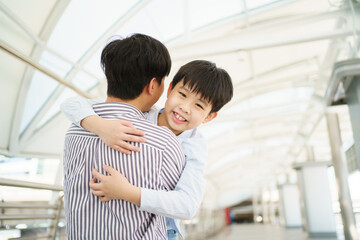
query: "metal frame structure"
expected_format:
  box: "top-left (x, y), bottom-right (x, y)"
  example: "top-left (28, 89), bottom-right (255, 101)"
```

top-left (0, 178), bottom-right (64, 240)
top-left (0, 0), bottom-right (359, 211)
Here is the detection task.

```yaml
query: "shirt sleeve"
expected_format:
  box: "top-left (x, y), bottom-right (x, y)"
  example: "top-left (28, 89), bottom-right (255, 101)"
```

top-left (60, 96), bottom-right (102, 127)
top-left (139, 133), bottom-right (207, 220)
top-left (159, 133), bottom-right (185, 191)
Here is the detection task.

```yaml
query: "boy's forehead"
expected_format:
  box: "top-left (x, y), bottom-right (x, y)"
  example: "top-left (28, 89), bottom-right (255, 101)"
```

top-left (178, 82), bottom-right (212, 105)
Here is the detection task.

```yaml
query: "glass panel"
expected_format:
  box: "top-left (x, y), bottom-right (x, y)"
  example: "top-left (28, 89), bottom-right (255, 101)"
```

top-left (40, 50), bottom-right (73, 78)
top-left (36, 88), bottom-right (77, 129)
top-left (20, 71), bottom-right (59, 134)
top-left (146, 0), bottom-right (185, 41)
top-left (0, 157), bottom-right (39, 176)
top-left (226, 87), bottom-right (313, 114)
top-left (83, 48), bottom-right (105, 79)
top-left (115, 10), bottom-right (162, 41)
top-left (0, 51), bottom-right (26, 148)
top-left (72, 71), bottom-right (98, 92)
top-left (0, 156), bottom-right (61, 201)
top-left (47, 0), bottom-right (140, 62)
top-left (188, 0), bottom-right (243, 29)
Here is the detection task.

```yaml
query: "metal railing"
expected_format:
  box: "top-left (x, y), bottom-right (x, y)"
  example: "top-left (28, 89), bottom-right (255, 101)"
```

top-left (0, 177), bottom-right (64, 240)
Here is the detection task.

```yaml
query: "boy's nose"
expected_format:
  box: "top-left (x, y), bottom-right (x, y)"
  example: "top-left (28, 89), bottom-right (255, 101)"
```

top-left (179, 101), bottom-right (191, 114)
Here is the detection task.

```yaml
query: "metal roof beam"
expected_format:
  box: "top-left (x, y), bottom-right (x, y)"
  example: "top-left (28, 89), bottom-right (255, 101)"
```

top-left (170, 6), bottom-right (358, 60)
top-left (5, 0), bottom-right (72, 156)
top-left (171, 28), bottom-right (360, 61)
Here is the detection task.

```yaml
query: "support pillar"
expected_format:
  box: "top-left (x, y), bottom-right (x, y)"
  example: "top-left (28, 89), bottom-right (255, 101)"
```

top-left (326, 112), bottom-right (358, 240)
top-left (261, 187), bottom-right (269, 224)
top-left (268, 186), bottom-right (275, 225)
top-left (278, 183), bottom-right (302, 228)
top-left (268, 185), bottom-right (277, 225)
top-left (293, 161), bottom-right (337, 238)
top-left (252, 191), bottom-right (260, 223)
top-left (346, 76), bottom-right (360, 168)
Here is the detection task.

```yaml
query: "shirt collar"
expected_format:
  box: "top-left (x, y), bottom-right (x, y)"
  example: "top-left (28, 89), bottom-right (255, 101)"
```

top-left (93, 102), bottom-right (145, 119)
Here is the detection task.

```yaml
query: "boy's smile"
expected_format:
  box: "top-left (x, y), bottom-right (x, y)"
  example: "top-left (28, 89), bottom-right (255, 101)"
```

top-left (158, 80), bottom-right (217, 135)
top-left (173, 112), bottom-right (187, 123)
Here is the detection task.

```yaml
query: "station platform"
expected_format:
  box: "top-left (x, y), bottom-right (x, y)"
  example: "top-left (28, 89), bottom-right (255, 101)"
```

top-left (207, 224), bottom-right (343, 240)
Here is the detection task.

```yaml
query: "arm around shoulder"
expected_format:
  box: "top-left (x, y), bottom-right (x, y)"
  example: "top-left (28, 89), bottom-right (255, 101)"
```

top-left (60, 96), bottom-right (101, 127)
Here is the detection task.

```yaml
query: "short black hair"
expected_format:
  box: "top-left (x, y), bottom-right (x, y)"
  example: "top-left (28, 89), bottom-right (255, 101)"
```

top-left (171, 60), bottom-right (233, 113)
top-left (101, 33), bottom-right (171, 99)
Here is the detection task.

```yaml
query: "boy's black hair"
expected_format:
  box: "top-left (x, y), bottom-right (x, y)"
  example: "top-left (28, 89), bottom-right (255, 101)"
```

top-left (101, 33), bottom-right (171, 100)
top-left (171, 60), bottom-right (233, 113)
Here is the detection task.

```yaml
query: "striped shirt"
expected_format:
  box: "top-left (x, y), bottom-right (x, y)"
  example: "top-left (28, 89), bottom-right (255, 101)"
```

top-left (63, 102), bottom-right (185, 240)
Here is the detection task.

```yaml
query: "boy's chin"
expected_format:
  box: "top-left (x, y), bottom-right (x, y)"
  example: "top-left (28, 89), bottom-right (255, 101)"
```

top-left (181, 125), bottom-right (197, 132)
top-left (169, 125), bottom-right (186, 135)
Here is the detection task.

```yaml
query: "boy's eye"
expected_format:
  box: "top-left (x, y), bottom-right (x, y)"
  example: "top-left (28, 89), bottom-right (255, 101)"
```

top-left (196, 104), bottom-right (204, 109)
top-left (179, 92), bottom-right (186, 97)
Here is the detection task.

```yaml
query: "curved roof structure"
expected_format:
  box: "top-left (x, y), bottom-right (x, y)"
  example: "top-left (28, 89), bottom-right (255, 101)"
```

top-left (0, 0), bottom-right (358, 208)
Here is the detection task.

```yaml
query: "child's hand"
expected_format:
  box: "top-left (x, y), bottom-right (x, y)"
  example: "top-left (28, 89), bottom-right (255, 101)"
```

top-left (89, 165), bottom-right (141, 205)
top-left (99, 119), bottom-right (146, 154)
top-left (83, 116), bottom-right (146, 154)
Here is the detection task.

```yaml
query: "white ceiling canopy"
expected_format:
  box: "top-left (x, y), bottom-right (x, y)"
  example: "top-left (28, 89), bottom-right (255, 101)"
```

top-left (0, 0), bottom-right (359, 208)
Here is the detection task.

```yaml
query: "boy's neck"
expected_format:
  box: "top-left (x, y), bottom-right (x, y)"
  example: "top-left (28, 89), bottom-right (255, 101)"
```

top-left (157, 111), bottom-right (183, 136)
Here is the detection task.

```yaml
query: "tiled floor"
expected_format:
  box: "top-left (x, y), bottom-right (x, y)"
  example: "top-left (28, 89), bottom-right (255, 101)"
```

top-left (207, 224), bottom-right (342, 240)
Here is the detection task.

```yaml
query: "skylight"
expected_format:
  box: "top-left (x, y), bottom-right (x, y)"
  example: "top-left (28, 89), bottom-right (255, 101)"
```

top-left (47, 0), bottom-right (139, 63)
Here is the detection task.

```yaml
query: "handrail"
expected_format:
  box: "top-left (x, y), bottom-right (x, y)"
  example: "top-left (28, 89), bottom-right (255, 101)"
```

top-left (0, 178), bottom-right (65, 239)
top-left (0, 202), bottom-right (58, 209)
top-left (0, 214), bottom-right (56, 220)
top-left (0, 39), bottom-right (94, 99)
top-left (8, 233), bottom-right (54, 240)
top-left (49, 195), bottom-right (64, 239)
top-left (0, 177), bottom-right (63, 191)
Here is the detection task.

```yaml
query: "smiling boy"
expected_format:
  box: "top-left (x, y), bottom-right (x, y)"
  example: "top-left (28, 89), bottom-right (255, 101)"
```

top-left (159, 81), bottom-right (215, 135)
top-left (61, 60), bottom-right (233, 239)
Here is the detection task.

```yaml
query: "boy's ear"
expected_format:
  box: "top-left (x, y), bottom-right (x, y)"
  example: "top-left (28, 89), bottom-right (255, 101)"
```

top-left (202, 112), bottom-right (217, 124)
top-left (167, 82), bottom-right (173, 97)
top-left (147, 77), bottom-right (158, 95)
